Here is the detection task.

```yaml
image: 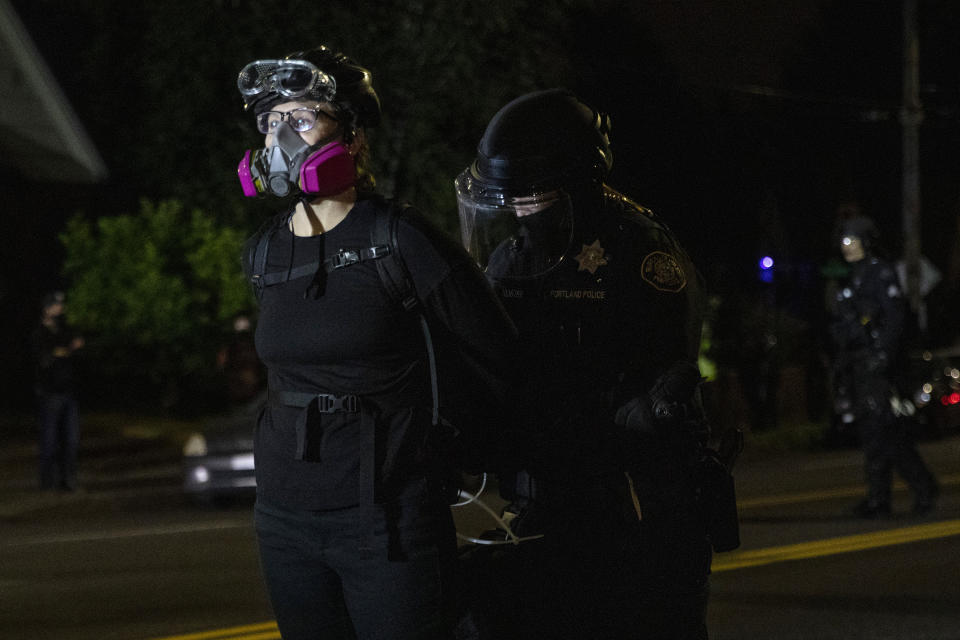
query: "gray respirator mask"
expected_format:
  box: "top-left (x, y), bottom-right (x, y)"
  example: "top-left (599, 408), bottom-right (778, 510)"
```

top-left (238, 121), bottom-right (355, 198)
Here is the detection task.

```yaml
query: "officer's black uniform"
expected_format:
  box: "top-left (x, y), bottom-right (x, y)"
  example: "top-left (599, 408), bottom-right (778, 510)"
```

top-left (829, 227), bottom-right (938, 517)
top-left (504, 190), bottom-right (710, 640)
top-left (455, 89), bottom-right (733, 640)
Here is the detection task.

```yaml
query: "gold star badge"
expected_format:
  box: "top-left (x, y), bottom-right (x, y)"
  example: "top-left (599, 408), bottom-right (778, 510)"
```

top-left (575, 239), bottom-right (609, 274)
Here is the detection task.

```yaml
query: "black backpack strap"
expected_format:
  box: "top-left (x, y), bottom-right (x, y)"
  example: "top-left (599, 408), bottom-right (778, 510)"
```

top-left (372, 203), bottom-right (440, 425)
top-left (246, 207), bottom-right (393, 299)
top-left (247, 201), bottom-right (439, 424)
top-left (372, 203), bottom-right (419, 312)
top-left (259, 245), bottom-right (393, 288)
top-left (245, 214), bottom-right (286, 302)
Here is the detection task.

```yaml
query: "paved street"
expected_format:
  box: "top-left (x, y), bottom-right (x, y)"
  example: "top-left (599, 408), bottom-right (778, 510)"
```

top-left (1, 417), bottom-right (958, 639)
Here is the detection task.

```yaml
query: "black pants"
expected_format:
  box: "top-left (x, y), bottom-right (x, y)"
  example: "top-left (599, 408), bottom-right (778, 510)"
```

top-left (255, 483), bottom-right (457, 640)
top-left (858, 413), bottom-right (937, 508)
top-left (458, 538), bottom-right (710, 640)
top-left (852, 372), bottom-right (937, 508)
top-left (36, 391), bottom-right (80, 490)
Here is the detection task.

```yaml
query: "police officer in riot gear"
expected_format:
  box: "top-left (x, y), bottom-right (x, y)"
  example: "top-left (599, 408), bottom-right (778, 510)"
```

top-left (456, 88), bottom-right (738, 640)
top-left (829, 214), bottom-right (938, 518)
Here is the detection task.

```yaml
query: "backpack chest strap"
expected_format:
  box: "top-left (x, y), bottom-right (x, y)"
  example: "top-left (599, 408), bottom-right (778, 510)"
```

top-left (256, 244), bottom-right (393, 288)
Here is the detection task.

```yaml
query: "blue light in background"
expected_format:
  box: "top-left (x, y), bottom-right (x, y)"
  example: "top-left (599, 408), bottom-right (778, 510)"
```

top-left (758, 256), bottom-right (774, 283)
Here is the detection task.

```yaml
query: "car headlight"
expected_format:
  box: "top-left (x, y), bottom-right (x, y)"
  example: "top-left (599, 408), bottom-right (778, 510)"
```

top-left (183, 433), bottom-right (208, 457)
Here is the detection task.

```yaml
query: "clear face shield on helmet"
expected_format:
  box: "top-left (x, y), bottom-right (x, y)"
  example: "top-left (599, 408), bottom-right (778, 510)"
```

top-left (455, 169), bottom-right (574, 280)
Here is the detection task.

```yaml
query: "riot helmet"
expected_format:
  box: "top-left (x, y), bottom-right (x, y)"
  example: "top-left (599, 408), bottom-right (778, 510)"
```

top-left (456, 88), bottom-right (613, 279)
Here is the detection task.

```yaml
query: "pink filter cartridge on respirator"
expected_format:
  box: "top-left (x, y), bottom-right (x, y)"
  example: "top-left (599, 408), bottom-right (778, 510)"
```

top-left (238, 150), bottom-right (259, 197)
top-left (299, 142), bottom-right (356, 197)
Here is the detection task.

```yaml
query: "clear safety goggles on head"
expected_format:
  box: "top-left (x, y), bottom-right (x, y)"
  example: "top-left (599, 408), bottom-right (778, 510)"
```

top-left (455, 169), bottom-right (574, 279)
top-left (237, 59), bottom-right (337, 103)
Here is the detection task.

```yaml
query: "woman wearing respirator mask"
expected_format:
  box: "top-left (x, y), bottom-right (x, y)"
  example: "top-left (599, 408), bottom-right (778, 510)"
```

top-left (235, 46), bottom-right (516, 640)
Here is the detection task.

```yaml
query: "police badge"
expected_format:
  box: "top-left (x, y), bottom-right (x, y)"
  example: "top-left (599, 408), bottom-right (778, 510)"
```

top-left (575, 239), bottom-right (609, 274)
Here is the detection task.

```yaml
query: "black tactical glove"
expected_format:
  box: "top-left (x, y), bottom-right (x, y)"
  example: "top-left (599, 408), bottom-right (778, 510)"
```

top-left (614, 394), bottom-right (656, 435)
top-left (614, 360), bottom-right (702, 434)
top-left (612, 360), bottom-right (704, 470)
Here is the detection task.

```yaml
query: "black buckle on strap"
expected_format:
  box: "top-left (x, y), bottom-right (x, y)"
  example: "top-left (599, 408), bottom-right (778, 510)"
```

top-left (315, 393), bottom-right (359, 414)
top-left (330, 249), bottom-right (361, 270)
top-left (327, 245), bottom-right (393, 271)
top-left (366, 244), bottom-right (391, 259)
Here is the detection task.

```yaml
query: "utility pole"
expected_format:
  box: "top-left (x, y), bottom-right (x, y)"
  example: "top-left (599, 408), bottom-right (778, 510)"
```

top-left (901, 0), bottom-right (924, 329)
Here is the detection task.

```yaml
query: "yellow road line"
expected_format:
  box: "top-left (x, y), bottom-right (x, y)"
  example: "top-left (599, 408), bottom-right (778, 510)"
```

top-left (147, 520), bottom-right (960, 639)
top-left (146, 621), bottom-right (278, 640)
top-left (737, 471), bottom-right (960, 509)
top-left (148, 475), bottom-right (959, 639)
top-left (713, 518), bottom-right (960, 572)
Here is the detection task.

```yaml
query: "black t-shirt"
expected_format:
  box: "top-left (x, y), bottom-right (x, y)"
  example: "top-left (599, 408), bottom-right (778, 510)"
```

top-left (247, 195), bottom-right (515, 509)
top-left (32, 320), bottom-right (77, 394)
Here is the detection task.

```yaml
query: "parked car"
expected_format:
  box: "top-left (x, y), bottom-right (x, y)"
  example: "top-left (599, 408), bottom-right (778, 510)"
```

top-left (826, 346), bottom-right (960, 447)
top-left (908, 348), bottom-right (960, 437)
top-left (182, 395), bottom-right (262, 503)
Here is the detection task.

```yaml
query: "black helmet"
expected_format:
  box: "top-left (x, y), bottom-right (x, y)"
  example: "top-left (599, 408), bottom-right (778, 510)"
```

top-left (838, 215), bottom-right (879, 249)
top-left (241, 45), bottom-right (381, 129)
top-left (839, 215), bottom-right (878, 241)
top-left (468, 88), bottom-right (612, 196)
top-left (455, 89), bottom-right (612, 279)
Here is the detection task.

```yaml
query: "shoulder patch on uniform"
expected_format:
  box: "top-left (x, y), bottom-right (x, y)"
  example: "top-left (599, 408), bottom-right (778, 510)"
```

top-left (641, 251), bottom-right (686, 292)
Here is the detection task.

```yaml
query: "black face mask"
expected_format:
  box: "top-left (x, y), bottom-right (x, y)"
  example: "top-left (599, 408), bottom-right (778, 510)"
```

top-left (456, 169), bottom-right (576, 281)
top-left (485, 203), bottom-right (573, 280)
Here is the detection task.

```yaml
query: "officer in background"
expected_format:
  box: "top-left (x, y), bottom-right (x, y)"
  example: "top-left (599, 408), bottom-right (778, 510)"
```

top-left (455, 88), bottom-right (739, 640)
top-left (32, 291), bottom-right (84, 491)
top-left (829, 214), bottom-right (938, 517)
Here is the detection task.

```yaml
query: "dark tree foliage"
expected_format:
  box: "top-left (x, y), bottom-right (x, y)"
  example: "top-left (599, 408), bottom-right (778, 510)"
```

top-left (11, 0), bottom-right (583, 233)
top-left (59, 200), bottom-right (253, 411)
